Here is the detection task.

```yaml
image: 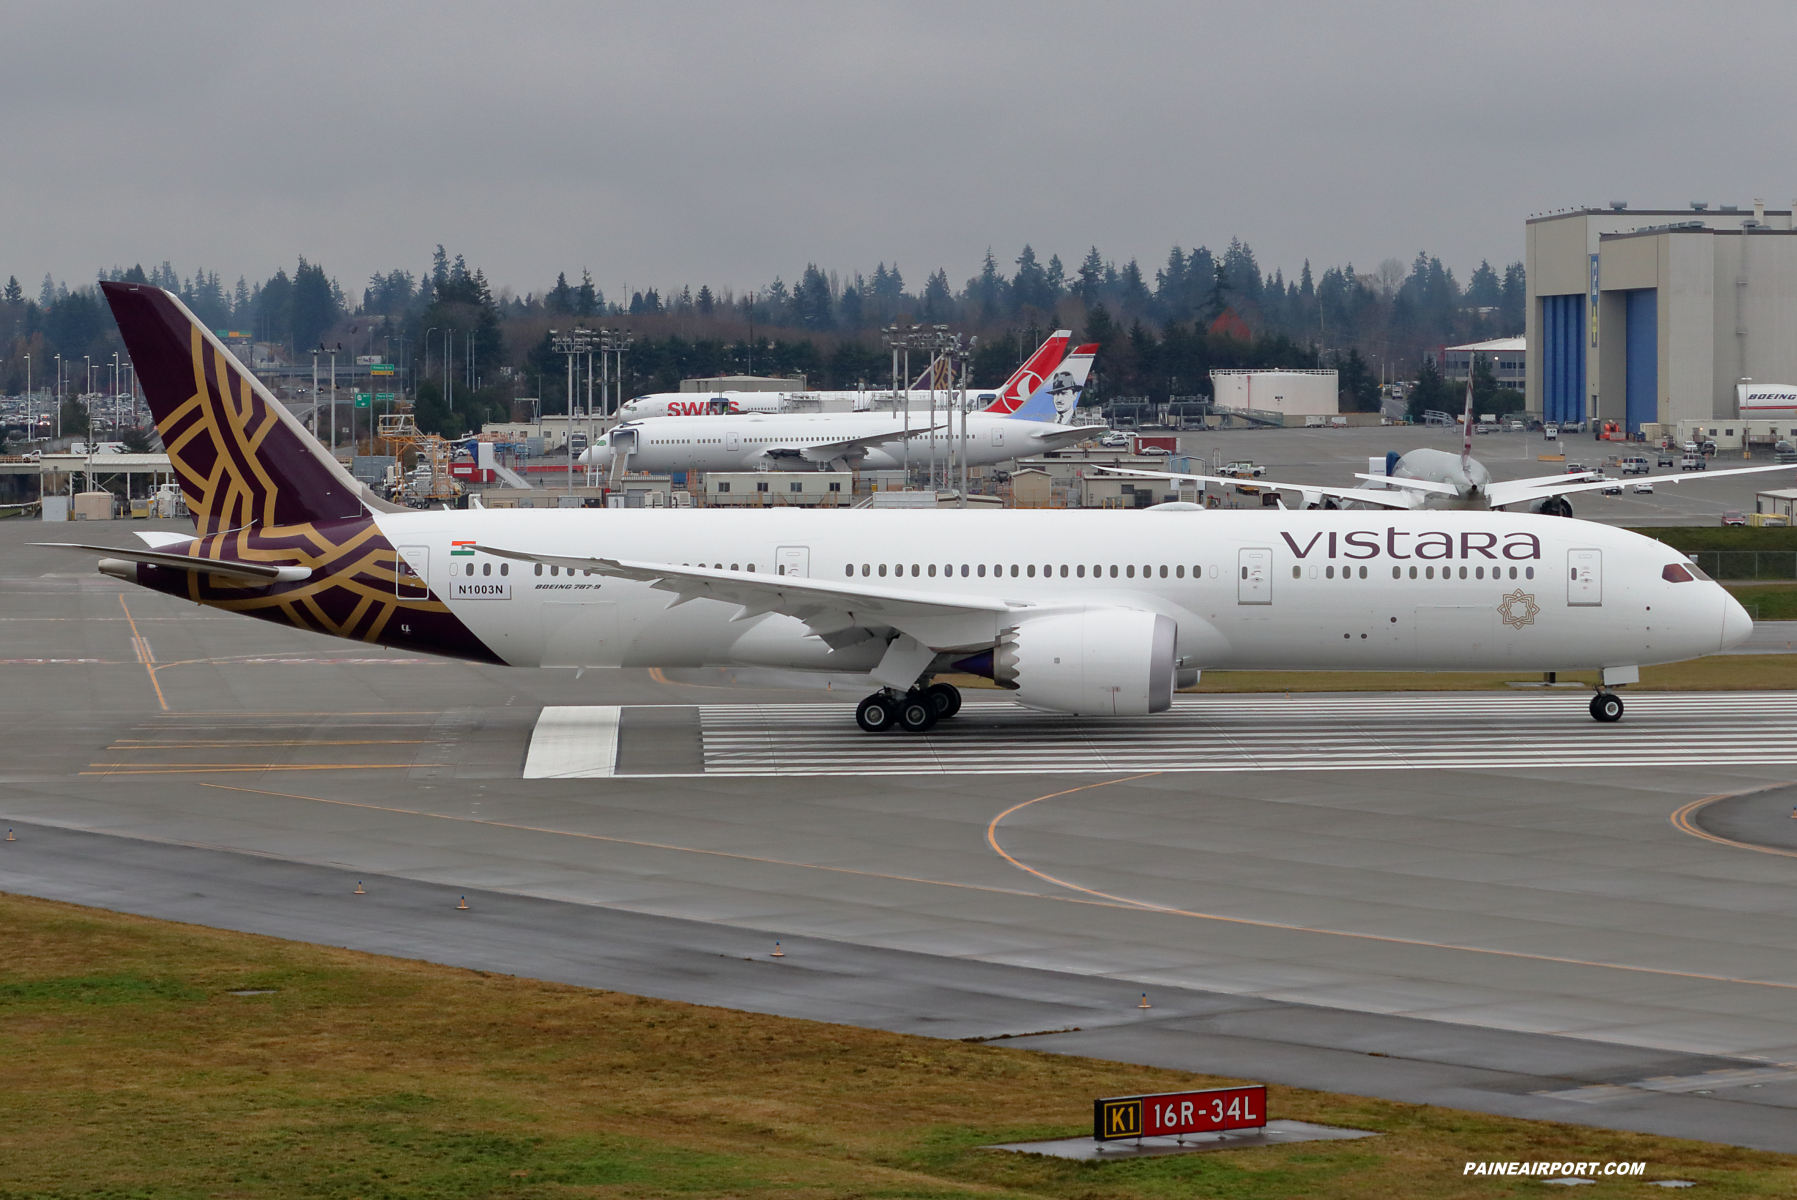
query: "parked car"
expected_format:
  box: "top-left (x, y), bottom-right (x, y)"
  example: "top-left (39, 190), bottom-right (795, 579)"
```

top-left (1218, 461), bottom-right (1266, 478)
top-left (1722, 510), bottom-right (1747, 526)
top-left (1601, 484), bottom-right (1623, 496)
top-left (1681, 454), bottom-right (1707, 471)
top-left (1657, 451), bottom-right (1678, 467)
top-left (1137, 445), bottom-right (1169, 456)
top-left (1098, 433), bottom-right (1129, 448)
top-left (1632, 481), bottom-right (1655, 494)
top-left (1618, 456), bottom-right (1650, 474)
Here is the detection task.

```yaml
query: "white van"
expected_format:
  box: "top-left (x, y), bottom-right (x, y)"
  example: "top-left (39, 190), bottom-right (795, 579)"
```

top-left (1543, 424), bottom-right (1559, 441)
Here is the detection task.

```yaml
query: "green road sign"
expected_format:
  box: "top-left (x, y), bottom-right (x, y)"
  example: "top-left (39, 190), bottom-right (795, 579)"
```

top-left (354, 393), bottom-right (371, 409)
top-left (374, 392), bottom-right (396, 401)
top-left (370, 363), bottom-right (396, 375)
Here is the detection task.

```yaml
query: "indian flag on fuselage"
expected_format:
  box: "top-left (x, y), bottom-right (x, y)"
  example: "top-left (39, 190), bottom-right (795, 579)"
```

top-left (451, 541), bottom-right (476, 556)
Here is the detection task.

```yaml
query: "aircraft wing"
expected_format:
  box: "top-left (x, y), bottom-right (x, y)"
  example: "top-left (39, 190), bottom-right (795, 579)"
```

top-left (30, 542), bottom-right (312, 584)
top-left (1096, 467), bottom-right (1421, 510)
top-left (474, 547), bottom-right (1023, 654)
top-left (1485, 461), bottom-right (1797, 508)
top-left (765, 424), bottom-right (949, 464)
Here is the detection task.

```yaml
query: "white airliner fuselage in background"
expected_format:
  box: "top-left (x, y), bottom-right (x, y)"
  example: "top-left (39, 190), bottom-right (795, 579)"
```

top-left (619, 330), bottom-right (1073, 418)
top-left (581, 345), bottom-right (1099, 473)
top-left (58, 282), bottom-right (1758, 737)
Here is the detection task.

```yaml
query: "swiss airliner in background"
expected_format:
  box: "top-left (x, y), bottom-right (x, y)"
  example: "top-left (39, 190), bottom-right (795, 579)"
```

top-left (579, 344), bottom-right (1098, 475)
top-left (619, 330), bottom-right (1071, 418)
top-left (43, 283), bottom-right (1757, 738)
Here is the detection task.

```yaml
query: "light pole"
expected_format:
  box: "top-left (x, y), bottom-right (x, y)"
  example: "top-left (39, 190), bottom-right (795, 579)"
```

top-left (54, 354), bottom-right (62, 439)
top-left (22, 354), bottom-right (28, 443)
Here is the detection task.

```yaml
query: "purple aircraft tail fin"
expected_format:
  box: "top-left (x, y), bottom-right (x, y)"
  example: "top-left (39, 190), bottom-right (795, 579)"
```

top-left (101, 282), bottom-right (380, 534)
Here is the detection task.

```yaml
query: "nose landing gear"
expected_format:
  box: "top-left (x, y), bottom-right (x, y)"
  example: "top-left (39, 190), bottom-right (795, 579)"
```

top-left (1589, 691), bottom-right (1624, 723)
top-left (856, 683), bottom-right (962, 733)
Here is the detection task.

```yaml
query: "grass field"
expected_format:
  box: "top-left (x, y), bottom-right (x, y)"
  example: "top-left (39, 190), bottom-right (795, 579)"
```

top-left (2, 892), bottom-right (1795, 1198)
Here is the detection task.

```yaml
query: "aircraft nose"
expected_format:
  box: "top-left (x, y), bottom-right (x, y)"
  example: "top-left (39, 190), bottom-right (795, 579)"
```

top-left (1721, 591), bottom-right (1753, 651)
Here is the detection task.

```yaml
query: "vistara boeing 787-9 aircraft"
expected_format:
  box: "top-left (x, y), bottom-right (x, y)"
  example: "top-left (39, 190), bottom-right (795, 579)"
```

top-left (43, 283), bottom-right (1752, 733)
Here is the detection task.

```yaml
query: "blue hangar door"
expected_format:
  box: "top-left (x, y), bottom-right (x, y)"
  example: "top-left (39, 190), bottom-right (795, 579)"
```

top-left (1624, 289), bottom-right (1658, 435)
top-left (1540, 294), bottom-right (1586, 425)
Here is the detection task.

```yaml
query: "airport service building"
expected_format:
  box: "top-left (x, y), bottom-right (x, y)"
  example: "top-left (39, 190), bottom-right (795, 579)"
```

top-left (1525, 202), bottom-right (1797, 434)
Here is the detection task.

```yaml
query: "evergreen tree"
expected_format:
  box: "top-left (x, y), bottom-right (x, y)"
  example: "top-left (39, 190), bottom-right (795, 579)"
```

top-left (837, 275), bottom-right (863, 329)
top-left (39, 273), bottom-right (54, 307)
top-left (2, 276), bottom-right (20, 305)
top-left (1406, 354), bottom-right (1453, 422)
top-left (1335, 348), bottom-right (1380, 413)
top-left (965, 248), bottom-right (1008, 319)
top-left (289, 257), bottom-right (339, 353)
top-left (547, 272), bottom-right (573, 314)
top-left (1075, 246), bottom-right (1104, 308)
top-left (1045, 254), bottom-right (1066, 299)
top-left (575, 269), bottom-right (598, 316)
top-left (1467, 259), bottom-right (1501, 308)
top-left (793, 264), bottom-right (834, 329)
top-left (921, 269), bottom-right (953, 321)
top-left (1499, 262), bottom-right (1526, 333)
top-left (1117, 259), bottom-right (1150, 314)
top-left (1011, 245), bottom-right (1052, 314)
top-left (696, 285), bottom-right (715, 315)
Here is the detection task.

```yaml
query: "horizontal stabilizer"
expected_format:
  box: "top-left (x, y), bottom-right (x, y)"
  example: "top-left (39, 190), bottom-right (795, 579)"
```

top-left (32, 542), bottom-right (312, 584)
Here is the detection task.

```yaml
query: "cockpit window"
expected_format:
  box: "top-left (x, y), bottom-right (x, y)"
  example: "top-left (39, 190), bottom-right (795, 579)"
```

top-left (1687, 560), bottom-right (1713, 581)
top-left (1662, 563), bottom-right (1694, 583)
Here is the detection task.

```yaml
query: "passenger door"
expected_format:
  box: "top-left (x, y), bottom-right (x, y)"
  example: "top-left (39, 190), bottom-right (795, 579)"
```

top-left (1567, 548), bottom-right (1603, 606)
top-left (396, 546), bottom-right (429, 598)
top-left (1237, 547), bottom-right (1272, 604)
top-left (726, 430), bottom-right (740, 452)
top-left (777, 545), bottom-right (810, 577)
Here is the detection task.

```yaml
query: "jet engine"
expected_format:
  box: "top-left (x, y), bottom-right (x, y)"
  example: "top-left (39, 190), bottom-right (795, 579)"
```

top-left (988, 609), bottom-right (1177, 716)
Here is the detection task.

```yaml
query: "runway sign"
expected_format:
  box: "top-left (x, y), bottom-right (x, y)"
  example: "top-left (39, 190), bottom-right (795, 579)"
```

top-left (1094, 1085), bottom-right (1266, 1141)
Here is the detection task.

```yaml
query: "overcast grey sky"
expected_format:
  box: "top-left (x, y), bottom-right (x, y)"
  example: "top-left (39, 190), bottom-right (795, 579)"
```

top-left (3, 0), bottom-right (1791, 302)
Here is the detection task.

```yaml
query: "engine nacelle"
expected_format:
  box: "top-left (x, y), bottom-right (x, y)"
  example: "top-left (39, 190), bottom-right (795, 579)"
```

top-left (992, 609), bottom-right (1177, 716)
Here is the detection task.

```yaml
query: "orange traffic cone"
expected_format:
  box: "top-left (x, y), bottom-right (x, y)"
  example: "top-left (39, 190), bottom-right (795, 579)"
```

top-left (456, 895), bottom-right (469, 910)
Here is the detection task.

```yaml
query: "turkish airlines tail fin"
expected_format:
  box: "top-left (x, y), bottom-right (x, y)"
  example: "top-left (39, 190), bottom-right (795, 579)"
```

top-left (100, 282), bottom-right (396, 534)
top-left (1008, 343), bottom-right (1098, 424)
top-left (982, 329), bottom-right (1072, 413)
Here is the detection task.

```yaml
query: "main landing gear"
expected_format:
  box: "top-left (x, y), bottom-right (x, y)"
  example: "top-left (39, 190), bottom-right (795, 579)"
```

top-left (1589, 690), bottom-right (1624, 723)
top-left (855, 683), bottom-right (961, 734)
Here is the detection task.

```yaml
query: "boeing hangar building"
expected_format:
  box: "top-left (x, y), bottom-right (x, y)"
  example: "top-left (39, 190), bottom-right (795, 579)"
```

top-left (1526, 201), bottom-right (1797, 433)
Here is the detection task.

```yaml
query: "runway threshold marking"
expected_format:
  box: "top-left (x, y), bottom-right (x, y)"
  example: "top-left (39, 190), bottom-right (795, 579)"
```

top-left (116, 595), bottom-right (166, 712)
top-left (1670, 784), bottom-right (1797, 860)
top-left (82, 764), bottom-right (415, 775)
top-left (984, 782), bottom-right (1797, 996)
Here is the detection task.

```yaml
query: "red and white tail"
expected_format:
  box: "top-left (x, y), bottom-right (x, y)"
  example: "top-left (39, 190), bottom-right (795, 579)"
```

top-left (982, 329), bottom-right (1072, 413)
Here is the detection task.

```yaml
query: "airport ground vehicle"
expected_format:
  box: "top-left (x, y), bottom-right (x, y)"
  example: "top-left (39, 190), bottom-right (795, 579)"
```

top-left (1544, 424), bottom-right (1559, 441)
top-left (1633, 481), bottom-right (1655, 494)
top-left (36, 283), bottom-right (1760, 733)
top-left (1602, 484), bottom-right (1623, 496)
top-left (1658, 451), bottom-right (1679, 467)
top-left (1619, 457), bottom-right (1650, 474)
top-left (1683, 454), bottom-right (1707, 471)
top-left (1218, 461), bottom-right (1265, 478)
top-left (1723, 510), bottom-right (1747, 526)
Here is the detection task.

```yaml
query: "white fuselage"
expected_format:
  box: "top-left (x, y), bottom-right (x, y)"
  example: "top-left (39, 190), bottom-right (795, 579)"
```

top-left (618, 389), bottom-right (1004, 417)
top-left (580, 411), bottom-right (1093, 473)
top-left (374, 508), bottom-right (1748, 674)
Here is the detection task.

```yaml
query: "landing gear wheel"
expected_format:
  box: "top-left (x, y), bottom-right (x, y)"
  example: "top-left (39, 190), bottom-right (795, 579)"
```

top-left (856, 694), bottom-right (898, 733)
top-left (896, 693), bottom-right (938, 733)
top-left (925, 682), bottom-right (962, 719)
top-left (1590, 692), bottom-right (1624, 723)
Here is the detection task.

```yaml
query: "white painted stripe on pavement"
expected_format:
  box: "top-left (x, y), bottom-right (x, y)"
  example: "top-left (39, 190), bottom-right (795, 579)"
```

top-left (523, 705), bottom-right (620, 778)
